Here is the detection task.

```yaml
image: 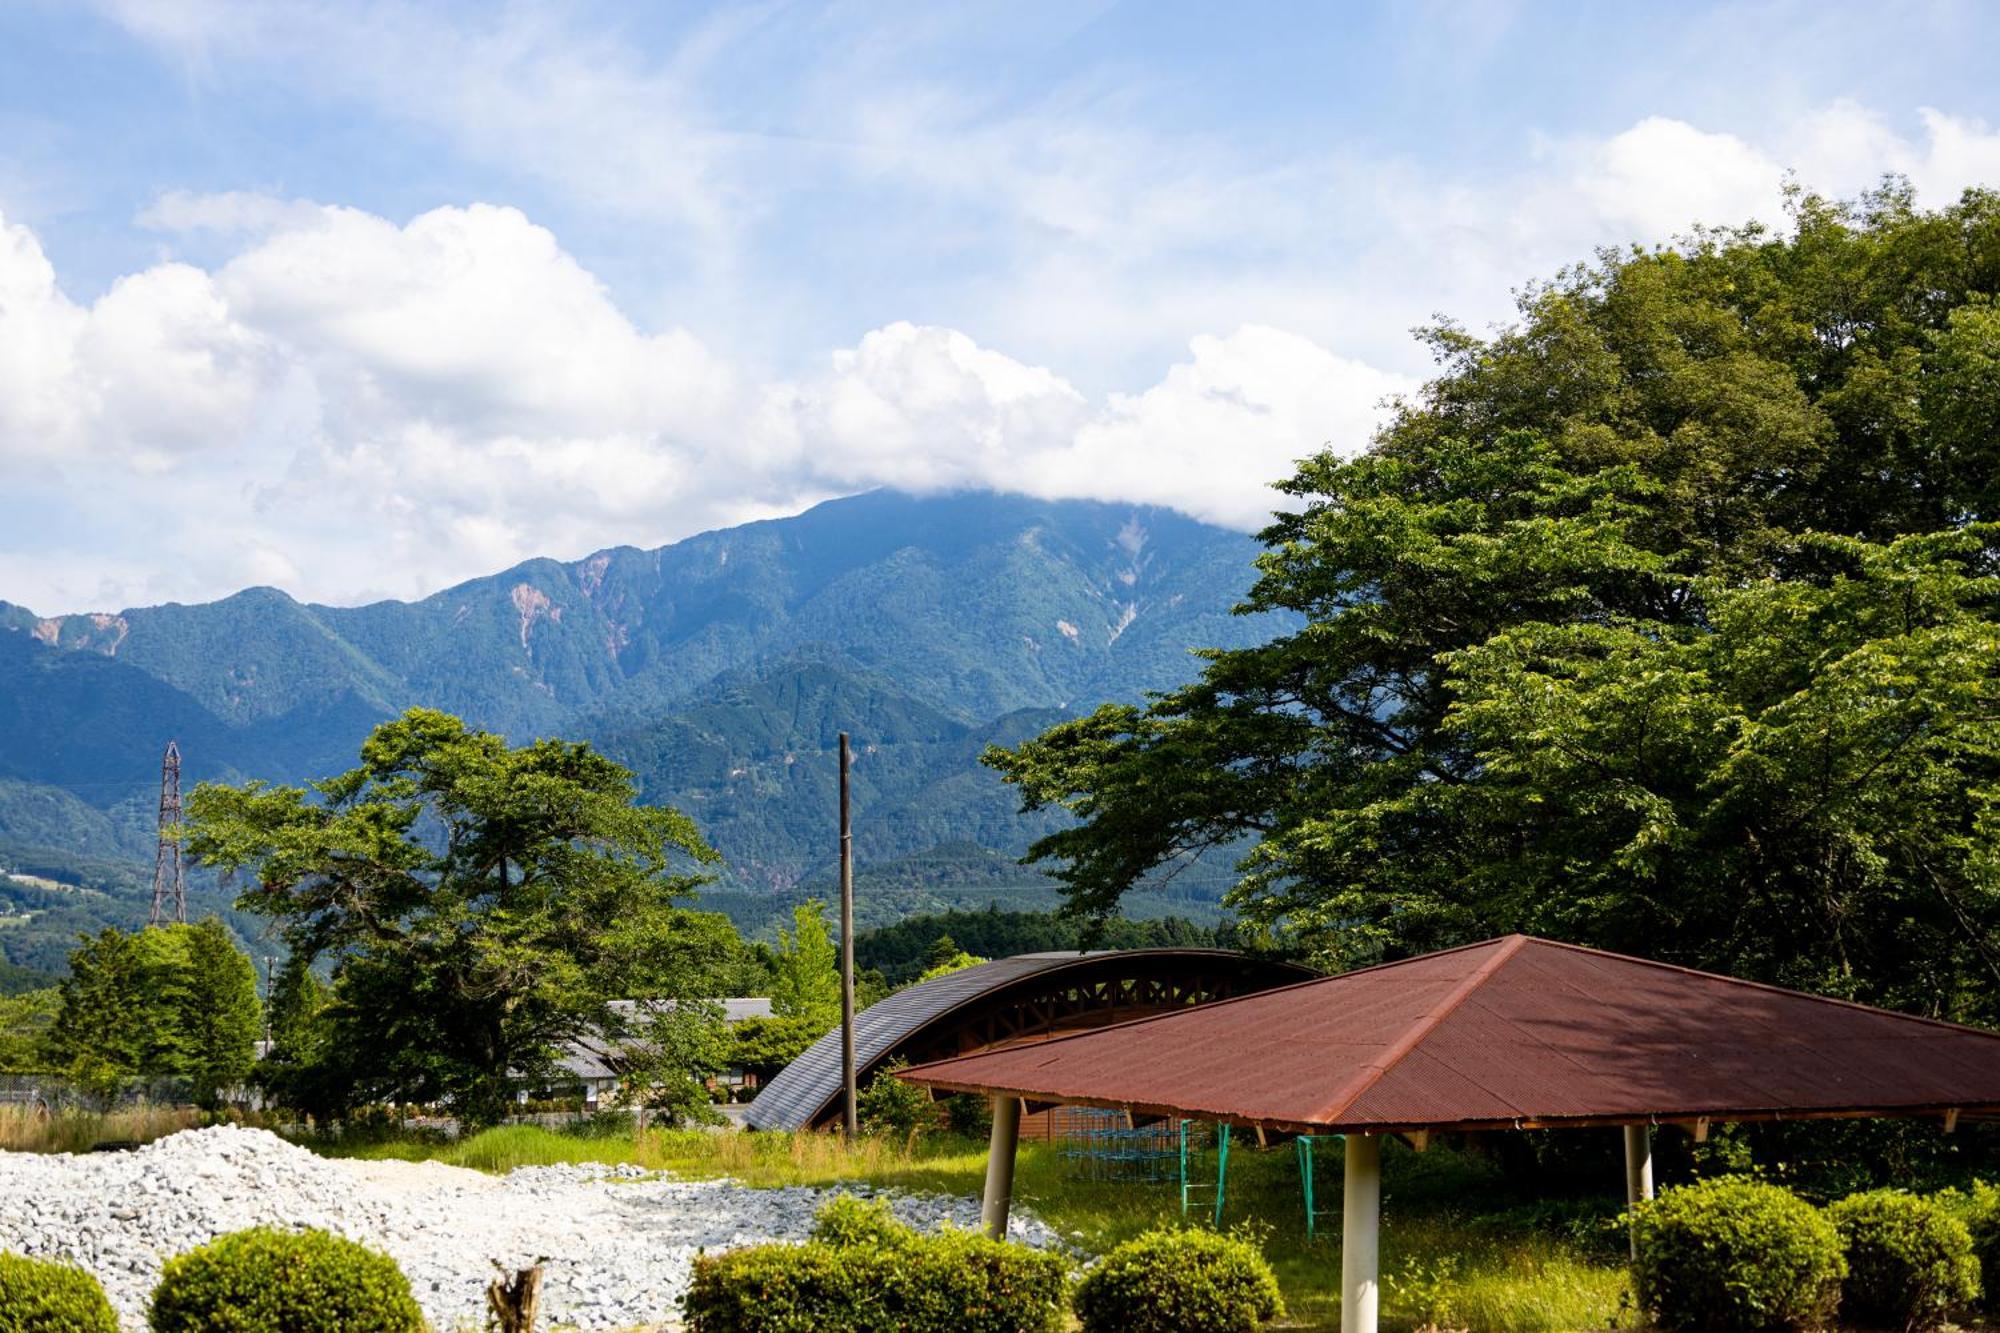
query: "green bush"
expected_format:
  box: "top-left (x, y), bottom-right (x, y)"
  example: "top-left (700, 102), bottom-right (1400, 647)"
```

top-left (1828, 1189), bottom-right (1979, 1331)
top-left (809, 1194), bottom-right (910, 1249)
top-left (855, 1058), bottom-right (936, 1138)
top-left (1073, 1228), bottom-right (1283, 1333)
top-left (0, 1252), bottom-right (118, 1333)
top-left (684, 1196), bottom-right (1066, 1332)
top-left (148, 1227), bottom-right (423, 1332)
top-left (1630, 1176), bottom-right (1845, 1333)
top-left (1965, 1182), bottom-right (2000, 1313)
top-left (942, 1092), bottom-right (993, 1138)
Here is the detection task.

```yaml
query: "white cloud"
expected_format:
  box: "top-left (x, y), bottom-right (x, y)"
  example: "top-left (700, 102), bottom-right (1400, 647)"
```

top-left (3, 95), bottom-right (2000, 613)
top-left (0, 198), bottom-right (1412, 612)
top-left (780, 322), bottom-right (1404, 530)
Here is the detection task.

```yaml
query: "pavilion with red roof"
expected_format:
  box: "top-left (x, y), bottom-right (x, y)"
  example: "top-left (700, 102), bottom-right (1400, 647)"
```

top-left (899, 934), bottom-right (2000, 1333)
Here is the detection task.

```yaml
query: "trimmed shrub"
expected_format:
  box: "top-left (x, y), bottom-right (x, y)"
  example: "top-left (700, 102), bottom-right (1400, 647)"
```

top-left (1828, 1189), bottom-right (1979, 1331)
top-left (148, 1227), bottom-right (424, 1332)
top-left (1630, 1176), bottom-right (1845, 1333)
top-left (0, 1252), bottom-right (118, 1333)
top-left (684, 1196), bottom-right (1066, 1332)
top-left (1073, 1228), bottom-right (1284, 1333)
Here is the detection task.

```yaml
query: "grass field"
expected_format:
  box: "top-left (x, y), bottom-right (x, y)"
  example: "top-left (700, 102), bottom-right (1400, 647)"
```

top-left (329, 1122), bottom-right (1632, 1331)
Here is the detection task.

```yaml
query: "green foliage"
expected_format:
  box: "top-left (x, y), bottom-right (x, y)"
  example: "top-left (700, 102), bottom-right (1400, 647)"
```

top-left (1967, 1182), bottom-right (2000, 1311)
top-left (1073, 1227), bottom-right (1284, 1333)
top-left (186, 708), bottom-right (726, 1127)
top-left (1827, 1189), bottom-right (1979, 1331)
top-left (175, 918), bottom-right (261, 1107)
top-left (728, 1015), bottom-right (823, 1083)
top-left (1630, 1176), bottom-right (1846, 1332)
top-left (41, 921), bottom-right (259, 1098)
top-left (768, 901), bottom-right (840, 1032)
top-left (856, 1058), bottom-right (936, 1138)
top-left (0, 960), bottom-right (58, 999)
top-left (809, 1194), bottom-right (909, 1248)
top-left (941, 1091), bottom-right (992, 1138)
top-left (683, 1195), bottom-right (1067, 1333)
top-left (0, 990), bottom-right (56, 1073)
top-left (0, 1251), bottom-right (118, 1333)
top-left (42, 927), bottom-right (144, 1089)
top-left (3, 493), bottom-right (1275, 933)
top-left (854, 906), bottom-right (1225, 985)
top-left (611, 985), bottom-right (734, 1128)
top-left (914, 949), bottom-right (984, 983)
top-left (148, 1227), bottom-right (423, 1332)
top-left (989, 187), bottom-right (2000, 1015)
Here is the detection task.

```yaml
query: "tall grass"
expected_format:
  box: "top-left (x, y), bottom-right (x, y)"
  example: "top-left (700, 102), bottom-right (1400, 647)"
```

top-left (319, 1122), bottom-right (1632, 1330)
top-left (0, 1104), bottom-right (205, 1153)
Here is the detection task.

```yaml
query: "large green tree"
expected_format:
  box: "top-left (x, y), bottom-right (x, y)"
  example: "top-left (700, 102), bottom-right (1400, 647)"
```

top-left (991, 185), bottom-right (2000, 1020)
top-left (187, 708), bottom-right (731, 1126)
top-left (41, 921), bottom-right (261, 1101)
top-left (177, 917), bottom-right (262, 1106)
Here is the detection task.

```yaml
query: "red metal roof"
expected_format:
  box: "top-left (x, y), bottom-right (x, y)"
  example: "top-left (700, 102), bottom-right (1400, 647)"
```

top-left (898, 936), bottom-right (2000, 1132)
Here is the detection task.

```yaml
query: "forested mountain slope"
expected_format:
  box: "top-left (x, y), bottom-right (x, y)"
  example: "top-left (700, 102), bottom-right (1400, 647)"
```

top-left (0, 490), bottom-right (1285, 964)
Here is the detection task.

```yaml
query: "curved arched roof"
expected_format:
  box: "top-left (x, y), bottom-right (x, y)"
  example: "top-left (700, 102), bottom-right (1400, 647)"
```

top-left (745, 948), bottom-right (1314, 1131)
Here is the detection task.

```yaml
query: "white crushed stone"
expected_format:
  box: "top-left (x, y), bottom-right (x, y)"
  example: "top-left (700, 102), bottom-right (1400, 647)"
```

top-left (0, 1126), bottom-right (1062, 1331)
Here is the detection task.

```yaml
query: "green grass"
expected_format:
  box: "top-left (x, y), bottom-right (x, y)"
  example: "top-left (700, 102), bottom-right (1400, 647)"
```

top-left (319, 1123), bottom-right (1631, 1330)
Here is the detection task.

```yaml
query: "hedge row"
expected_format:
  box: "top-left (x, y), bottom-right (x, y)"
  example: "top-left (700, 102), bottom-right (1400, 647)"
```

top-left (684, 1195), bottom-right (1285, 1333)
top-left (1633, 1177), bottom-right (2000, 1333)
top-left (5, 1202), bottom-right (1288, 1333)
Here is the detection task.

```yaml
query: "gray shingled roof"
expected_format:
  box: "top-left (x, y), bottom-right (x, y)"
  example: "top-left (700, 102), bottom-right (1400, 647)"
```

top-left (554, 997), bottom-right (776, 1083)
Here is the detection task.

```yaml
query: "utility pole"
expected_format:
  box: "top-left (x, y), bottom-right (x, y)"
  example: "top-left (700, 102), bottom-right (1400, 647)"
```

top-left (839, 731), bottom-right (857, 1138)
top-left (150, 740), bottom-right (186, 926)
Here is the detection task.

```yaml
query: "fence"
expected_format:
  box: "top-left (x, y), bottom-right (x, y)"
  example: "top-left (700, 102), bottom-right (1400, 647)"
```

top-left (0, 1073), bottom-right (239, 1113)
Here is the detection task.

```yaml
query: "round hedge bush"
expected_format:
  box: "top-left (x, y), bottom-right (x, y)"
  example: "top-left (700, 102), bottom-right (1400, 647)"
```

top-left (1828, 1189), bottom-right (1979, 1331)
top-left (1073, 1228), bottom-right (1283, 1333)
top-left (148, 1227), bottom-right (424, 1333)
top-left (1630, 1176), bottom-right (1845, 1333)
top-left (0, 1252), bottom-right (118, 1333)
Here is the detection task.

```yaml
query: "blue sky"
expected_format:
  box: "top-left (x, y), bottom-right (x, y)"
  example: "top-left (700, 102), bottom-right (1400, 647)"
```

top-left (2, 1), bottom-right (1997, 612)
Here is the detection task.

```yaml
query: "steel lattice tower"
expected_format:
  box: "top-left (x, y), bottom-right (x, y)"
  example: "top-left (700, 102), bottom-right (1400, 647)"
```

top-left (150, 740), bottom-right (185, 926)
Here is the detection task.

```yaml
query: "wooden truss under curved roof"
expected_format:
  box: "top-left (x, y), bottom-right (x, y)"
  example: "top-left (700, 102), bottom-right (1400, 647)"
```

top-left (744, 948), bottom-right (1315, 1132)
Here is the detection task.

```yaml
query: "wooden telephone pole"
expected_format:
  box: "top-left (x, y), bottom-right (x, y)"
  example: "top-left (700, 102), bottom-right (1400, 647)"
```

top-left (839, 732), bottom-right (858, 1137)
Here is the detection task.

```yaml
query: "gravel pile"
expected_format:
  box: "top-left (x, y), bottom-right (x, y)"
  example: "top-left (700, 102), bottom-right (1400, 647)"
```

top-left (0, 1126), bottom-right (1061, 1331)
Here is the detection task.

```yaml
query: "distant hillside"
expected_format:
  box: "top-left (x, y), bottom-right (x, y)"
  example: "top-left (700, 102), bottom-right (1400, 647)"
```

top-left (0, 489), bottom-right (1286, 963)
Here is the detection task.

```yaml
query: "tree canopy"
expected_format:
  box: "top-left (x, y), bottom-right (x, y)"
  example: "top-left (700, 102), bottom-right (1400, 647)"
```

top-left (187, 708), bottom-right (732, 1125)
top-left (990, 185), bottom-right (2000, 1021)
top-left (41, 919), bottom-right (260, 1102)
top-left (767, 900), bottom-right (841, 1033)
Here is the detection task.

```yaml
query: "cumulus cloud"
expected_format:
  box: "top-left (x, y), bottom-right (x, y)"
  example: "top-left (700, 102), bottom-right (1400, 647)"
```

top-left (0, 199), bottom-right (1409, 612)
top-left (3, 96), bottom-right (1999, 614)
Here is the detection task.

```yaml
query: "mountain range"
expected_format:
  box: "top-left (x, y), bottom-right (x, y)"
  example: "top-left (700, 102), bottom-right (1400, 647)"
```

top-left (0, 489), bottom-right (1286, 973)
